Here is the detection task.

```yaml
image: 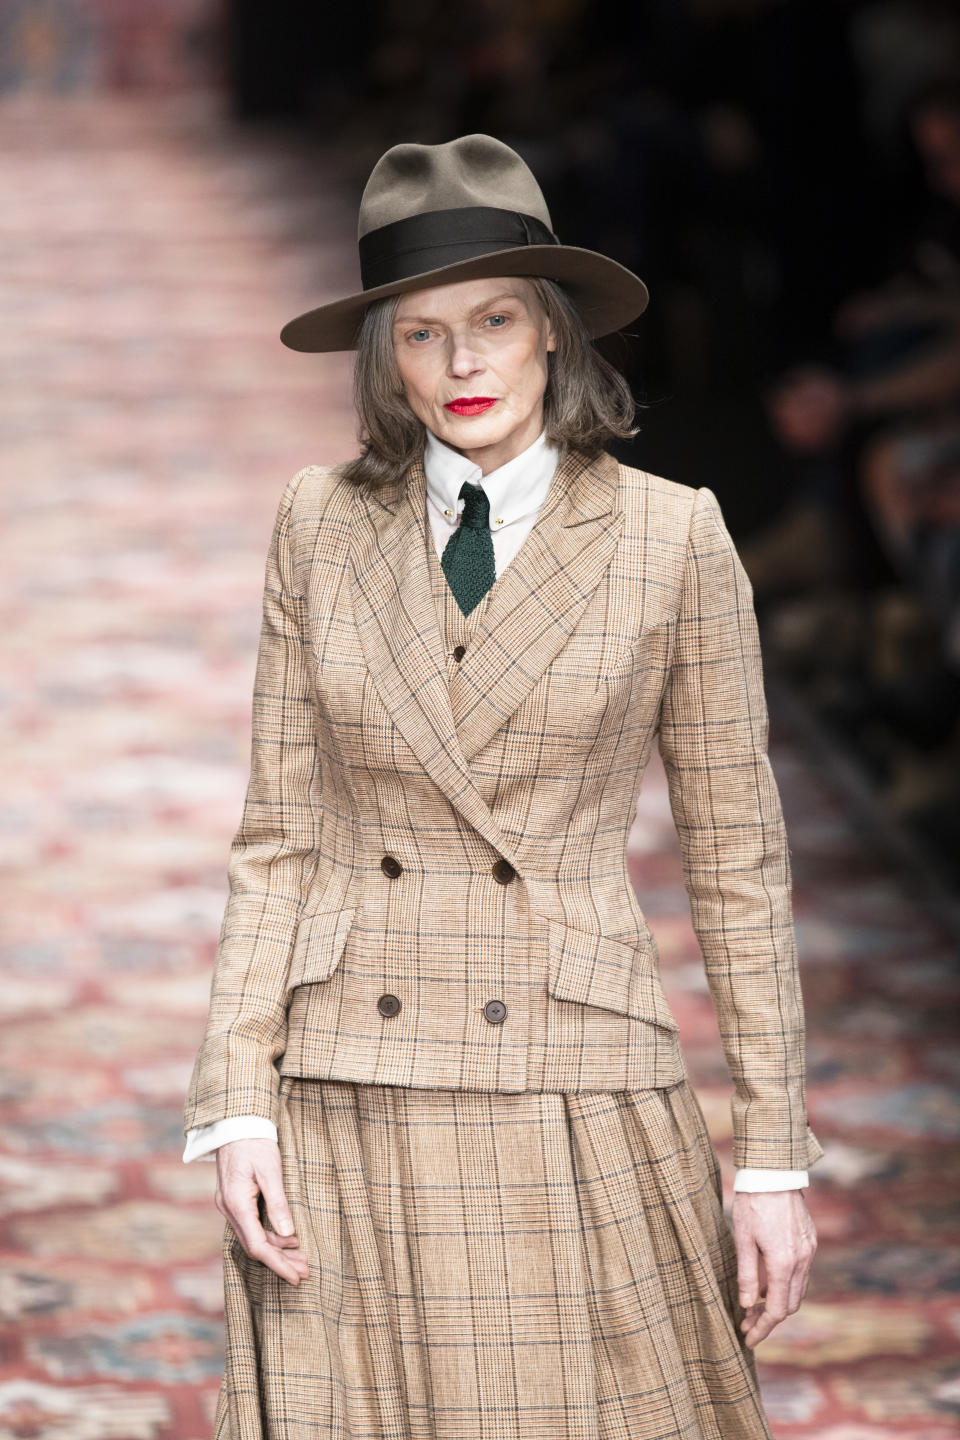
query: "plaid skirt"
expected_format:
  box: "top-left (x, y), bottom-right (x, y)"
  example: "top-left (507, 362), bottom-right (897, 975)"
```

top-left (213, 1076), bottom-right (773, 1440)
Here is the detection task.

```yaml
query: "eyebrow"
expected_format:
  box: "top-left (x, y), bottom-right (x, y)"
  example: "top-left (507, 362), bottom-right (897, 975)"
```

top-left (393, 292), bottom-right (524, 327)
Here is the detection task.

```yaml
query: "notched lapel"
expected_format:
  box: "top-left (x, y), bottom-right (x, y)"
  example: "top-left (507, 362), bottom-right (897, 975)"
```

top-left (349, 457), bottom-right (519, 865)
top-left (448, 447), bottom-right (625, 760)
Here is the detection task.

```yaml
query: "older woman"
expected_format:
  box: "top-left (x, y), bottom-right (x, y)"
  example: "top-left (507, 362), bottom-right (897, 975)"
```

top-left (183, 134), bottom-right (823, 1440)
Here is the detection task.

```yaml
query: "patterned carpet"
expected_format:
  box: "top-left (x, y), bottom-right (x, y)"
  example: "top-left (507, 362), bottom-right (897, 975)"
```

top-left (1, 91), bottom-right (958, 1440)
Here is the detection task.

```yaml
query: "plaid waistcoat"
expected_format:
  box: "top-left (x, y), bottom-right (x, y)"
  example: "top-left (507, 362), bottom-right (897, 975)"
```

top-left (183, 446), bottom-right (824, 1171)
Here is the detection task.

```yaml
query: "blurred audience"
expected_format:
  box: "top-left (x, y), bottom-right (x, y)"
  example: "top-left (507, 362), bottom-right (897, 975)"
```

top-left (753, 75), bottom-right (960, 872)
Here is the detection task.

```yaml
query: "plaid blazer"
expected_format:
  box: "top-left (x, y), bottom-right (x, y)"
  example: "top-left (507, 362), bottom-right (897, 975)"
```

top-left (184, 446), bottom-right (824, 1172)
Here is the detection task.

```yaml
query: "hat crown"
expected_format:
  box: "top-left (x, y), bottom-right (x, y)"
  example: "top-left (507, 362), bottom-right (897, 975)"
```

top-left (358, 134), bottom-right (553, 241)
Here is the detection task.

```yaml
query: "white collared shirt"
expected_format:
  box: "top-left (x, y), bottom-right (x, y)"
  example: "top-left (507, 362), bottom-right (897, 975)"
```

top-left (181, 430), bottom-right (808, 1192)
top-left (423, 426), bottom-right (559, 573)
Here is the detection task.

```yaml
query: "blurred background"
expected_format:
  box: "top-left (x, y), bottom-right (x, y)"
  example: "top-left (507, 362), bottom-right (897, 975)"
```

top-left (1, 1), bottom-right (959, 1436)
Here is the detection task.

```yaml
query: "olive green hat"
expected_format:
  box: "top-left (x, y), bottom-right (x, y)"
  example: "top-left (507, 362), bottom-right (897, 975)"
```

top-left (279, 133), bottom-right (650, 352)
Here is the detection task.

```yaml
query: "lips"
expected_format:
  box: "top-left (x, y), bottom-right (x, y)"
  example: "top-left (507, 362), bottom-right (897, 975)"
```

top-left (444, 397), bottom-right (498, 416)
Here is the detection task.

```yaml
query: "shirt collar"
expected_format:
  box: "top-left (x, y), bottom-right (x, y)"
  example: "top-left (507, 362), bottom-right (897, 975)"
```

top-left (423, 427), bottom-right (560, 529)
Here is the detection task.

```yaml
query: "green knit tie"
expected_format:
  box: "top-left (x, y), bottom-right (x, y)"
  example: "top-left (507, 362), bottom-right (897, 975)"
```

top-left (441, 481), bottom-right (496, 616)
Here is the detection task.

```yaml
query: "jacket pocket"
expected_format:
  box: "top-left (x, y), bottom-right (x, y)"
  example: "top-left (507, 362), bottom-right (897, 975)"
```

top-left (544, 916), bottom-right (680, 1032)
top-left (286, 907), bottom-right (356, 996)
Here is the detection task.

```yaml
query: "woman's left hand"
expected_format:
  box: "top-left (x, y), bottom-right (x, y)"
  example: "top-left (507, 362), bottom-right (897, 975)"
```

top-left (731, 1190), bottom-right (818, 1348)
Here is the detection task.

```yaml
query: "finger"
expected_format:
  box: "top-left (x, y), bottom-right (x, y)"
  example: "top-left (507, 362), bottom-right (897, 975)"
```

top-left (260, 1228), bottom-right (311, 1277)
top-left (735, 1240), bottom-right (761, 1311)
top-left (264, 1230), bottom-right (304, 1249)
top-left (222, 1183), bottom-right (270, 1260)
top-left (762, 1267), bottom-right (792, 1328)
top-left (740, 1289), bottom-right (777, 1348)
top-left (244, 1231), bottom-right (309, 1285)
top-left (261, 1243), bottom-right (310, 1279)
top-left (742, 1273), bottom-right (790, 1347)
top-left (257, 1165), bottom-right (296, 1239)
top-left (788, 1248), bottom-right (814, 1312)
top-left (229, 1207), bottom-right (308, 1284)
top-left (743, 1308), bottom-right (780, 1348)
top-left (787, 1272), bottom-right (805, 1314)
top-left (264, 1236), bottom-right (310, 1265)
top-left (264, 1231), bottom-right (308, 1258)
top-left (222, 1192), bottom-right (306, 1285)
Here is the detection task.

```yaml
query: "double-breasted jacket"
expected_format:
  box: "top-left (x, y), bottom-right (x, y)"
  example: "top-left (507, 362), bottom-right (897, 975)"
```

top-left (183, 444), bottom-right (824, 1173)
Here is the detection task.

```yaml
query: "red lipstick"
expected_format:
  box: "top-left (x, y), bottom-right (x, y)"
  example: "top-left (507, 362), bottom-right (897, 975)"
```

top-left (443, 397), bottom-right (498, 416)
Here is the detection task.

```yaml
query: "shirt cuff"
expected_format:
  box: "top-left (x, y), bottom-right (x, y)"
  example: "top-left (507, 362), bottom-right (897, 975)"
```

top-left (733, 1168), bottom-right (809, 1192)
top-left (182, 1115), bottom-right (279, 1163)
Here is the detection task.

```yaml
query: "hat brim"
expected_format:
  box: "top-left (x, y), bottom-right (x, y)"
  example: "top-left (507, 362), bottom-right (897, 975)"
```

top-left (279, 244), bottom-right (649, 352)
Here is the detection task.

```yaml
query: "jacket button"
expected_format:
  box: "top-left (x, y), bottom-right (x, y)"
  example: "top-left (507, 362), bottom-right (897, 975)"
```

top-left (378, 993), bottom-right (401, 1017)
top-left (381, 855), bottom-right (403, 878)
top-left (491, 857), bottom-right (516, 884)
top-left (484, 998), bottom-right (507, 1024)
top-left (453, 644), bottom-right (466, 661)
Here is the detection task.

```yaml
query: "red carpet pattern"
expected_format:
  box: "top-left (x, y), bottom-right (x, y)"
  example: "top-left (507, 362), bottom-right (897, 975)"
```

top-left (1, 91), bottom-right (958, 1439)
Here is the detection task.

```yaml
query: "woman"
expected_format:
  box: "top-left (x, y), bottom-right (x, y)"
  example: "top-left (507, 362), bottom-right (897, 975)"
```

top-left (183, 134), bottom-right (824, 1440)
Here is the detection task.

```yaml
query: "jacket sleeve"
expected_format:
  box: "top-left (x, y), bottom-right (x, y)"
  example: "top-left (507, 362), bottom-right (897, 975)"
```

top-left (183, 469), bottom-right (322, 1133)
top-left (657, 484), bottom-right (824, 1172)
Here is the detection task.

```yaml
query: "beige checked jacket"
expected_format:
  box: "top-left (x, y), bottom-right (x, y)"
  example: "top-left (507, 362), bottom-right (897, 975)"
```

top-left (183, 445), bottom-right (824, 1173)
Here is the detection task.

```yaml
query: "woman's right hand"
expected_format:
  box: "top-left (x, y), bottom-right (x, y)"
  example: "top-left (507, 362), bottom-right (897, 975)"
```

top-left (215, 1138), bottom-right (311, 1286)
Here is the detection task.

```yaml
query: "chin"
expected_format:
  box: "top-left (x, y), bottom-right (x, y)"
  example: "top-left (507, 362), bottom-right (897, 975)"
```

top-left (437, 413), bottom-right (513, 445)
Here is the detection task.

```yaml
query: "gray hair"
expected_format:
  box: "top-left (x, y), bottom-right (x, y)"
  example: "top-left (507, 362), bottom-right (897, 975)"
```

top-left (341, 277), bottom-right (639, 490)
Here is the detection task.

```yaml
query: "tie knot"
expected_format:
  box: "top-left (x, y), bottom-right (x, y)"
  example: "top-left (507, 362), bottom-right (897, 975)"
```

top-left (458, 481), bottom-right (490, 530)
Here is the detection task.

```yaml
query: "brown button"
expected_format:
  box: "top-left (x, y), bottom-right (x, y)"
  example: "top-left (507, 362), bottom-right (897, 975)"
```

top-left (484, 999), bottom-right (507, 1024)
top-left (377, 993), bottom-right (401, 1017)
top-left (380, 855), bottom-right (403, 878)
top-left (453, 644), bottom-right (466, 661)
top-left (491, 857), bottom-right (516, 884)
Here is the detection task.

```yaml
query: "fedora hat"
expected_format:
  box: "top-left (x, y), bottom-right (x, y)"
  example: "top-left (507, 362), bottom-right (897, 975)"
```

top-left (279, 134), bottom-right (649, 352)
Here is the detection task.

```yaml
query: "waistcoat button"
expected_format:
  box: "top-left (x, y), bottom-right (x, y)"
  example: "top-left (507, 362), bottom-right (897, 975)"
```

top-left (483, 999), bottom-right (507, 1024)
top-left (381, 855), bottom-right (403, 878)
top-left (377, 993), bottom-right (401, 1017)
top-left (453, 644), bottom-right (466, 661)
top-left (491, 858), bottom-right (515, 884)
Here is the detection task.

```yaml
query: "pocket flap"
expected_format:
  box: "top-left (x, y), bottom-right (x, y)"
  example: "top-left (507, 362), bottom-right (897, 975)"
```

top-left (545, 917), bottom-right (680, 1032)
top-left (286, 907), bottom-right (356, 993)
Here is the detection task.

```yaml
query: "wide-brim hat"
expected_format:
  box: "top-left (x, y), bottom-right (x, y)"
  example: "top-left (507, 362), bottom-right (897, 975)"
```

top-left (279, 134), bottom-right (649, 352)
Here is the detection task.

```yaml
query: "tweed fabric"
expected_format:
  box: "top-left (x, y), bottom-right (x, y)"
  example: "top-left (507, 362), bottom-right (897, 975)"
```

top-left (440, 480), bottom-right (497, 615)
top-left (184, 446), bottom-right (823, 1172)
top-left (212, 1074), bottom-right (772, 1440)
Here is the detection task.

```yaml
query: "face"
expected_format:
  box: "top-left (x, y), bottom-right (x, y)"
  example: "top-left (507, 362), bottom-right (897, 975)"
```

top-left (392, 276), bottom-right (556, 474)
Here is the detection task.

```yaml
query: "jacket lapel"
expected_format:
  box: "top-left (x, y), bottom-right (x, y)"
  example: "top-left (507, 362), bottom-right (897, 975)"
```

top-left (348, 444), bottom-right (624, 851)
top-left (448, 446), bottom-right (625, 760)
top-left (349, 454), bottom-right (519, 865)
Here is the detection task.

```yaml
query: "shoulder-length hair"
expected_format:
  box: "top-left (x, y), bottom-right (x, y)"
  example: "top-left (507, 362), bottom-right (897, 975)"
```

top-left (340, 276), bottom-right (639, 490)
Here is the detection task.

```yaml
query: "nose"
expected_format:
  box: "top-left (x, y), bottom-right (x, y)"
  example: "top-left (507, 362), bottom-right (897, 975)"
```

top-left (447, 333), bottom-right (484, 379)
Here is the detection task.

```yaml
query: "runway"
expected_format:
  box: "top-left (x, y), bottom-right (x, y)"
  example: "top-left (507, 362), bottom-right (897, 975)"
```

top-left (1, 90), bottom-right (957, 1440)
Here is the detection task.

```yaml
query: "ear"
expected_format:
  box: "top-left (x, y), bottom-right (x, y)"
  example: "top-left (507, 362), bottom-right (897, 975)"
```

top-left (545, 327), bottom-right (557, 353)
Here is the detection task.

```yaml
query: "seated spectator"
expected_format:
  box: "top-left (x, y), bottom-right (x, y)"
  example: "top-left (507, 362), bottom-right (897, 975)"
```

top-left (746, 76), bottom-right (960, 878)
top-left (761, 77), bottom-right (960, 659)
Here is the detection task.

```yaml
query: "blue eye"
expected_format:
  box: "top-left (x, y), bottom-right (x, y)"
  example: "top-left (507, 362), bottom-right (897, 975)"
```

top-left (410, 329), bottom-right (431, 342)
top-left (486, 314), bottom-right (508, 327)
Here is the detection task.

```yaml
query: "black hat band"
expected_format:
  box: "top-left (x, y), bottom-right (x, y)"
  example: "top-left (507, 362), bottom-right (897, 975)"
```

top-left (358, 206), bottom-right (560, 291)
